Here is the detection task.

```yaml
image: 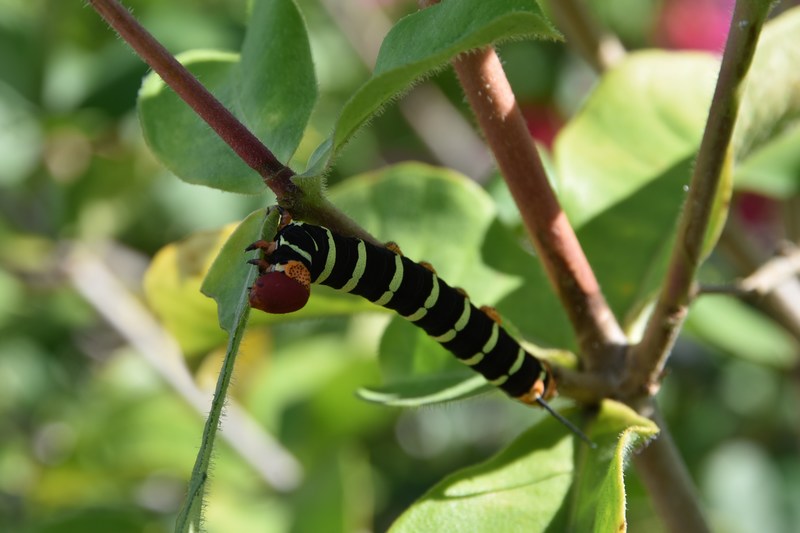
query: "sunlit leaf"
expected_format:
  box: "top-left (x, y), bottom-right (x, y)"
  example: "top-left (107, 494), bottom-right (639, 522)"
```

top-left (554, 51), bottom-right (732, 326)
top-left (734, 5), bottom-right (800, 162)
top-left (390, 400), bottom-right (658, 532)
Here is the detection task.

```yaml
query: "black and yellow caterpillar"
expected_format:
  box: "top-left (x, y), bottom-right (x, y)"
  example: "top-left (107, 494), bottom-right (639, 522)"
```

top-left (247, 212), bottom-right (555, 407)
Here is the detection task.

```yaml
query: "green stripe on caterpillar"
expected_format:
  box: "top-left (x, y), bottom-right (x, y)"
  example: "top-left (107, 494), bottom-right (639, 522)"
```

top-left (246, 209), bottom-right (556, 407)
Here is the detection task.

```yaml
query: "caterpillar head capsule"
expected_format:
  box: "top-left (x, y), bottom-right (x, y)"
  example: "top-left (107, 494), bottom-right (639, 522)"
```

top-left (249, 271), bottom-right (310, 314)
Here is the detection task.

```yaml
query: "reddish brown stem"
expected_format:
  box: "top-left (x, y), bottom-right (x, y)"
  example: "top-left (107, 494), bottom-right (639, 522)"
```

top-left (87, 0), bottom-right (297, 199)
top-left (451, 48), bottom-right (626, 368)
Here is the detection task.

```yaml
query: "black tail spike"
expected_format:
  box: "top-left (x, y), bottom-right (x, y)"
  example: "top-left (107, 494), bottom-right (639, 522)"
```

top-left (535, 397), bottom-right (597, 449)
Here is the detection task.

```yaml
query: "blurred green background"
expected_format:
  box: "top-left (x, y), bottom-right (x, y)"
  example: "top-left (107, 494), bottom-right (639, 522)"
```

top-left (1, 0), bottom-right (799, 532)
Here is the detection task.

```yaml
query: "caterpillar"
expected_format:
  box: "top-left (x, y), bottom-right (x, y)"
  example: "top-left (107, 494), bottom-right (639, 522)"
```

top-left (246, 209), bottom-right (556, 408)
top-left (246, 211), bottom-right (596, 444)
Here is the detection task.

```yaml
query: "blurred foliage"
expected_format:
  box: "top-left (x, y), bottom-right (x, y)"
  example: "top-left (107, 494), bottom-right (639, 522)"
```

top-left (2, 1), bottom-right (800, 532)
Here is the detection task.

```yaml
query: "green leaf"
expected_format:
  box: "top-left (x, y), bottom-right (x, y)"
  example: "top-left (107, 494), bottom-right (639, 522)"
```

top-left (735, 124), bottom-right (800, 198)
top-left (568, 401), bottom-right (659, 532)
top-left (358, 375), bottom-right (491, 408)
top-left (378, 315), bottom-right (477, 383)
top-left (303, 0), bottom-right (561, 175)
top-left (684, 295), bottom-right (800, 369)
top-left (555, 51), bottom-right (718, 228)
top-left (201, 209), bottom-right (273, 333)
top-left (390, 400), bottom-right (658, 532)
top-left (734, 5), bottom-right (800, 162)
top-left (139, 0), bottom-right (316, 193)
top-left (554, 51), bottom-right (732, 326)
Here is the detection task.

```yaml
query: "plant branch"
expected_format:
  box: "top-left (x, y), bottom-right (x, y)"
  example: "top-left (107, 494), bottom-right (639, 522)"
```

top-left (87, 0), bottom-right (297, 199)
top-left (718, 218), bottom-right (800, 341)
top-left (625, 0), bottom-right (775, 396)
top-left (448, 46), bottom-right (627, 368)
top-left (632, 402), bottom-right (711, 533)
top-left (700, 240), bottom-right (800, 297)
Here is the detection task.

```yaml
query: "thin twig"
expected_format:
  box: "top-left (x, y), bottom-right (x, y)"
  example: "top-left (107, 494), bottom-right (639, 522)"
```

top-left (86, 0), bottom-right (297, 198)
top-left (719, 218), bottom-right (800, 341)
top-left (545, 0), bottom-right (626, 73)
top-left (626, 0), bottom-right (775, 396)
top-left (698, 245), bottom-right (800, 295)
top-left (740, 242), bottom-right (800, 294)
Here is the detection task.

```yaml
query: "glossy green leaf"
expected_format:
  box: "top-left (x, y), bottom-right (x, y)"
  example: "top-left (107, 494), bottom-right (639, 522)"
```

top-left (377, 315), bottom-right (477, 383)
top-left (327, 163), bottom-right (520, 303)
top-left (684, 295), bottom-right (800, 369)
top-left (575, 155), bottom-right (692, 323)
top-left (303, 0), bottom-right (561, 175)
top-left (390, 400), bottom-right (658, 532)
top-left (139, 0), bottom-right (315, 193)
top-left (554, 51), bottom-right (733, 326)
top-left (734, 5), bottom-right (800, 162)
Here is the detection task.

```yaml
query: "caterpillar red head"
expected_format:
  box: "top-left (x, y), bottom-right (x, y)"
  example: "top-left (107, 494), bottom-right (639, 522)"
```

top-left (248, 257), bottom-right (311, 314)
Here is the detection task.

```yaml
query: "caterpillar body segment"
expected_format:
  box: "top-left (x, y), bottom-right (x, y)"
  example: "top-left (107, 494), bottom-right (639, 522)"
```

top-left (247, 217), bottom-right (556, 406)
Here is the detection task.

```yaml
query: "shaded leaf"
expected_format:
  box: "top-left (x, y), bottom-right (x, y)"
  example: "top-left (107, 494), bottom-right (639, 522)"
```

top-left (139, 0), bottom-right (315, 193)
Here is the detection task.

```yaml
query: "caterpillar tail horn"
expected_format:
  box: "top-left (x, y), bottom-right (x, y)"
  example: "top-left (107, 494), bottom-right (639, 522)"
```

top-left (535, 397), bottom-right (596, 448)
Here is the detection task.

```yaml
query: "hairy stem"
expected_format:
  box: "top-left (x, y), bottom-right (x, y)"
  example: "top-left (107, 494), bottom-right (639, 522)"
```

top-left (626, 0), bottom-right (775, 396)
top-left (632, 404), bottom-right (711, 533)
top-left (87, 0), bottom-right (297, 198)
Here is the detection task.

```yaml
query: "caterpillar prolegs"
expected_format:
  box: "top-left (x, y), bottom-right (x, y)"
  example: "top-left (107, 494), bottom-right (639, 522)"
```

top-left (246, 210), bottom-right (591, 442)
